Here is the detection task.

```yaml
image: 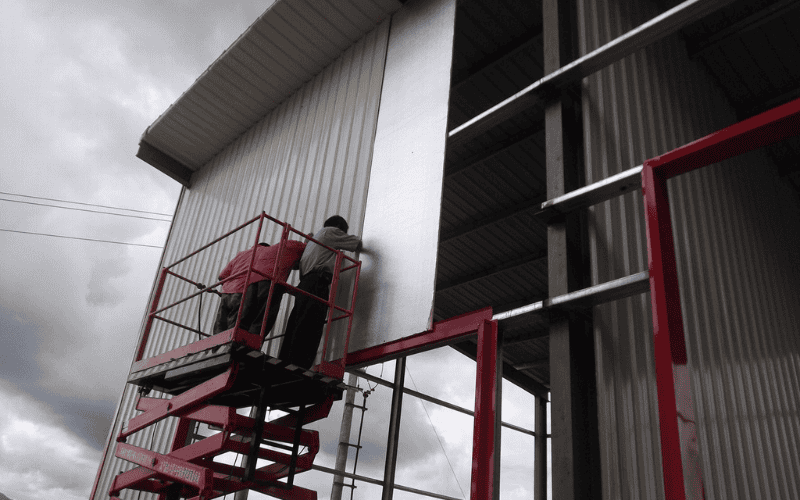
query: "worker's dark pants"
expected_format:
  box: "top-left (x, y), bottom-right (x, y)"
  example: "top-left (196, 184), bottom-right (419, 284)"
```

top-left (279, 271), bottom-right (332, 369)
top-left (213, 280), bottom-right (285, 336)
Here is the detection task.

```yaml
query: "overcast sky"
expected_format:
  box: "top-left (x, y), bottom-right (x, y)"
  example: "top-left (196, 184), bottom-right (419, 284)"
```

top-left (0, 1), bottom-right (549, 499)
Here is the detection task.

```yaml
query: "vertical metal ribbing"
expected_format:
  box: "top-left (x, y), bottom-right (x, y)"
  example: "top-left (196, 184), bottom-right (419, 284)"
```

top-left (381, 357), bottom-right (406, 500)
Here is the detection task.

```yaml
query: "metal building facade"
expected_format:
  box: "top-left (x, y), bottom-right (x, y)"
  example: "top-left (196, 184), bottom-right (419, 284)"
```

top-left (578, 0), bottom-right (800, 498)
top-left (92, 19), bottom-right (392, 499)
top-left (92, 1), bottom-right (800, 499)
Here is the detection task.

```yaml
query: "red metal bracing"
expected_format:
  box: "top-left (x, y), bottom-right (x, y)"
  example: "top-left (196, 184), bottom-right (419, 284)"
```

top-left (643, 98), bottom-right (800, 500)
top-left (104, 213), bottom-right (361, 500)
top-left (343, 308), bottom-right (499, 500)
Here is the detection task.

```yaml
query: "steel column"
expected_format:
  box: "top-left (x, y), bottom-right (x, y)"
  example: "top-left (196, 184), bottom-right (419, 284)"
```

top-left (543, 2), bottom-right (601, 500)
top-left (534, 396), bottom-right (547, 500)
top-left (470, 319), bottom-right (502, 500)
top-left (382, 357), bottom-right (406, 500)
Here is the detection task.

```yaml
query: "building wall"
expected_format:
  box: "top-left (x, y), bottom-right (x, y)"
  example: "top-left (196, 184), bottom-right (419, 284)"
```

top-left (92, 20), bottom-right (391, 499)
top-left (578, 1), bottom-right (800, 499)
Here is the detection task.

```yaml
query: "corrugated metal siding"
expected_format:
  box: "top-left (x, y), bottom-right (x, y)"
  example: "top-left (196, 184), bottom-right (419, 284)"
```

top-left (578, 1), bottom-right (800, 499)
top-left (92, 20), bottom-right (390, 499)
top-left (669, 154), bottom-right (800, 500)
top-left (142, 0), bottom-right (402, 172)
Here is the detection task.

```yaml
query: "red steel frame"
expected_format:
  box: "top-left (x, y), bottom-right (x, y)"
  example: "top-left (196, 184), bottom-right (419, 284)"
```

top-left (343, 307), bottom-right (502, 499)
top-left (643, 97), bottom-right (800, 500)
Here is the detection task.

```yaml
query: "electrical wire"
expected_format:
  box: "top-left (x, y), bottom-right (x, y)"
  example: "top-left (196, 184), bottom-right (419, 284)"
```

top-left (0, 197), bottom-right (172, 221)
top-left (0, 190), bottom-right (174, 216)
top-left (0, 228), bottom-right (163, 248)
top-left (405, 366), bottom-right (467, 500)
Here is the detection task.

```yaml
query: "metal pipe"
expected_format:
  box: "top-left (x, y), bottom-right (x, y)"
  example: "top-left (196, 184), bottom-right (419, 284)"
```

top-left (351, 369), bottom-right (543, 437)
top-left (447, 0), bottom-right (738, 147)
top-left (312, 463), bottom-right (463, 500)
top-left (382, 357), bottom-right (406, 500)
top-left (331, 373), bottom-right (359, 500)
top-left (534, 396), bottom-right (547, 500)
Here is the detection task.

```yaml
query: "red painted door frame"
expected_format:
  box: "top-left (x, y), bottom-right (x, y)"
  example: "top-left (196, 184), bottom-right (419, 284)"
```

top-left (643, 98), bottom-right (800, 500)
top-left (344, 307), bottom-right (501, 499)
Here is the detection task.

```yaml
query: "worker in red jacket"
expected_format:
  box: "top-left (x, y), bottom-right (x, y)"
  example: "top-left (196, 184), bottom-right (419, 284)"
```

top-left (213, 239), bottom-right (306, 336)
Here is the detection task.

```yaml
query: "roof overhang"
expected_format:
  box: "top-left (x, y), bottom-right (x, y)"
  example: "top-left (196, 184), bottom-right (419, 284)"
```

top-left (137, 0), bottom-right (403, 186)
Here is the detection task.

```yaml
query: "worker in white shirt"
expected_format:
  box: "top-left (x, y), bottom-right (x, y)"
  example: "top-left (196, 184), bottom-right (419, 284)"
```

top-left (278, 215), bottom-right (361, 368)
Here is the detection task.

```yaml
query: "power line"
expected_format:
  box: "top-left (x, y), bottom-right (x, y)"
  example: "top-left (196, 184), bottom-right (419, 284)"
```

top-left (0, 228), bottom-right (163, 249)
top-left (0, 197), bottom-right (172, 222)
top-left (405, 366), bottom-right (467, 500)
top-left (0, 191), bottom-right (174, 216)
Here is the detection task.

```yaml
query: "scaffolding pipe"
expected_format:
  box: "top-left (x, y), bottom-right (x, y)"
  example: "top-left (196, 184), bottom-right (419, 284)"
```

top-left (331, 372), bottom-right (359, 500)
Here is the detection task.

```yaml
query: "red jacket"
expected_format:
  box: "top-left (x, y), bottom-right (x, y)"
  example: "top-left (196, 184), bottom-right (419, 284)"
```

top-left (218, 240), bottom-right (306, 294)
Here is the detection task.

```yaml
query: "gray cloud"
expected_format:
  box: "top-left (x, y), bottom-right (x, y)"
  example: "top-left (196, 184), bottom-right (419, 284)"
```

top-left (0, 1), bottom-right (277, 497)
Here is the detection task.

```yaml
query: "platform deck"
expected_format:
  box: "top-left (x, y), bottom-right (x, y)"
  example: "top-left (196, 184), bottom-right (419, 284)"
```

top-left (128, 343), bottom-right (346, 408)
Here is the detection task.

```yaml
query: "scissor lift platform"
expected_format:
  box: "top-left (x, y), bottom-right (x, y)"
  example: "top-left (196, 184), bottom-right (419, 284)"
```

top-left (108, 213), bottom-right (362, 500)
top-left (128, 341), bottom-right (347, 408)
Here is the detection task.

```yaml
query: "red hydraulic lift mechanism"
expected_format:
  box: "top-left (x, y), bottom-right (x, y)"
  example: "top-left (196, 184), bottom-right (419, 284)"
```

top-left (643, 97), bottom-right (800, 500)
top-left (96, 212), bottom-right (362, 500)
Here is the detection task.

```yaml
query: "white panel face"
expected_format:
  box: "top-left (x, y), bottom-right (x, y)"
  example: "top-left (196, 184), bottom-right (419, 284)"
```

top-left (349, 0), bottom-right (456, 352)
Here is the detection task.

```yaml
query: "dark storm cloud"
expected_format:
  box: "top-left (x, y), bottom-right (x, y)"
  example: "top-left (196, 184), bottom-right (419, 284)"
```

top-left (0, 3), bottom-right (278, 497)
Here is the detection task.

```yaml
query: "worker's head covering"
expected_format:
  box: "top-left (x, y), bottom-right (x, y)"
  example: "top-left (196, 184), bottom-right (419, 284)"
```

top-left (323, 215), bottom-right (348, 233)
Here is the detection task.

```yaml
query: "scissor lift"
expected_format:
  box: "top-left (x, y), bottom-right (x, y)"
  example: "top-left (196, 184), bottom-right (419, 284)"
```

top-left (108, 213), bottom-right (361, 500)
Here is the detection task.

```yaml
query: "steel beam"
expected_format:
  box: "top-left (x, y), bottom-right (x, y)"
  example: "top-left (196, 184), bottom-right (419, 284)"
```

top-left (352, 369), bottom-right (540, 437)
top-left (344, 307), bottom-right (493, 368)
top-left (448, 0), bottom-right (738, 148)
top-left (470, 320), bottom-right (502, 500)
top-left (534, 396), bottom-right (547, 500)
top-left (381, 357), bottom-right (406, 500)
top-left (492, 272), bottom-right (649, 322)
top-left (450, 341), bottom-right (550, 399)
top-left (537, 165), bottom-right (643, 221)
top-left (312, 464), bottom-right (463, 500)
top-left (543, 1), bottom-right (601, 499)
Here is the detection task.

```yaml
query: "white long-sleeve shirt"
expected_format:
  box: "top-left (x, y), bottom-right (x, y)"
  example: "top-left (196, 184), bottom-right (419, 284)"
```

top-left (299, 226), bottom-right (362, 276)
